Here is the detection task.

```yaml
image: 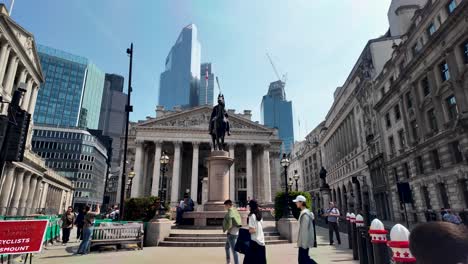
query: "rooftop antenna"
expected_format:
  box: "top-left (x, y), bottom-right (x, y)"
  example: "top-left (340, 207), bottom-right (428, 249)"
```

top-left (9, 0), bottom-right (15, 16)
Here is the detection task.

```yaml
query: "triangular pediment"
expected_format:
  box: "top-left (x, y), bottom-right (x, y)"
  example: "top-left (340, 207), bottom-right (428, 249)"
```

top-left (0, 14), bottom-right (44, 83)
top-left (138, 106), bottom-right (272, 132)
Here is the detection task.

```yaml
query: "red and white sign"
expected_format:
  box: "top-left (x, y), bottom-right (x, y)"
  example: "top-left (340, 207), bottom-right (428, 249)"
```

top-left (0, 220), bottom-right (48, 255)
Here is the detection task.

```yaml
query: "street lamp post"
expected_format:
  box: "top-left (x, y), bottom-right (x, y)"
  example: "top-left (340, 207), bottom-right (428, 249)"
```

top-left (126, 171), bottom-right (136, 199)
top-left (158, 151), bottom-right (170, 215)
top-left (293, 170), bottom-right (300, 191)
top-left (280, 153), bottom-right (293, 218)
top-left (119, 43), bottom-right (134, 220)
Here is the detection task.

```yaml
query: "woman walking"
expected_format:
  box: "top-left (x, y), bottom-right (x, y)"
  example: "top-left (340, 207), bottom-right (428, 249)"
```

top-left (244, 200), bottom-right (266, 264)
top-left (76, 204), bottom-right (100, 255)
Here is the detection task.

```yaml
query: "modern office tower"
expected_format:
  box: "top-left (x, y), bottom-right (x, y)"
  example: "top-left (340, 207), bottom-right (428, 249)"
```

top-left (261, 80), bottom-right (294, 153)
top-left (199, 63), bottom-right (215, 106)
top-left (158, 24), bottom-right (201, 110)
top-left (98, 73), bottom-right (127, 206)
top-left (32, 125), bottom-right (109, 208)
top-left (35, 44), bottom-right (105, 129)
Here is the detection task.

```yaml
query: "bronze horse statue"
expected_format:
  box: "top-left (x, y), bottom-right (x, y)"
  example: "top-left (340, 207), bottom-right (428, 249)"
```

top-left (209, 94), bottom-right (230, 151)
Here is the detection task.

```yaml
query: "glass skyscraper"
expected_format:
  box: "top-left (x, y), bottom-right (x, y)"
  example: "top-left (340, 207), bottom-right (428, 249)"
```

top-left (36, 44), bottom-right (105, 129)
top-left (261, 80), bottom-right (294, 153)
top-left (159, 24), bottom-right (201, 110)
top-left (199, 62), bottom-right (215, 105)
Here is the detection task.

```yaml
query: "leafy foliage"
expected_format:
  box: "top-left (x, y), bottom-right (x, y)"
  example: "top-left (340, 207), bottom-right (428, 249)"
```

top-left (274, 191), bottom-right (312, 221)
top-left (124, 196), bottom-right (165, 221)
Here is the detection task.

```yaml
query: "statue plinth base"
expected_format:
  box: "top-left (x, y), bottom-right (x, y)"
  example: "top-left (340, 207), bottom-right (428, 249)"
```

top-left (204, 150), bottom-right (233, 211)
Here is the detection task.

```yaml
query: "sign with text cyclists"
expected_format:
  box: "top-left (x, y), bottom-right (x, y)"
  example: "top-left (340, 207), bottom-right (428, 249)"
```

top-left (0, 220), bottom-right (48, 255)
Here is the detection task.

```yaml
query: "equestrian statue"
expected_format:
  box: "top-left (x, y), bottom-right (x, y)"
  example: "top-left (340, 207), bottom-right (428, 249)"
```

top-left (209, 94), bottom-right (231, 151)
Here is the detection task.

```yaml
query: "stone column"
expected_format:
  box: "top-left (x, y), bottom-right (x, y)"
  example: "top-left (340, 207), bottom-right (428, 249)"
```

top-left (8, 168), bottom-right (25, 216)
top-left (151, 141), bottom-right (162, 196)
top-left (131, 141), bottom-right (144, 197)
top-left (25, 174), bottom-right (38, 215)
top-left (170, 141), bottom-right (182, 204)
top-left (427, 69), bottom-right (444, 131)
top-left (410, 84), bottom-right (425, 141)
top-left (228, 143), bottom-right (236, 201)
top-left (17, 172), bottom-right (31, 216)
top-left (28, 85), bottom-right (39, 115)
top-left (4, 56), bottom-right (19, 95)
top-left (39, 182), bottom-right (49, 209)
top-left (0, 164), bottom-right (16, 215)
top-left (246, 144), bottom-right (253, 200)
top-left (31, 177), bottom-right (43, 214)
top-left (263, 147), bottom-right (272, 203)
top-left (0, 44), bottom-right (11, 84)
top-left (190, 142), bottom-right (199, 202)
top-left (446, 51), bottom-right (468, 113)
top-left (21, 78), bottom-right (32, 110)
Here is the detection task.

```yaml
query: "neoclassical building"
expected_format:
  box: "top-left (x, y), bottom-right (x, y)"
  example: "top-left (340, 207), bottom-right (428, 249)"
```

top-left (0, 4), bottom-right (72, 216)
top-left (124, 105), bottom-right (282, 206)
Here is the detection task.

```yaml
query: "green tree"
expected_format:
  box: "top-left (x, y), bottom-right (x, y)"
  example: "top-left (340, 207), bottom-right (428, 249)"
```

top-left (274, 191), bottom-right (312, 221)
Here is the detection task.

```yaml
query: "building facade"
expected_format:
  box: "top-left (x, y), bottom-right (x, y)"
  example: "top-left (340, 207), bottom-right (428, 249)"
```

top-left (123, 106), bottom-right (282, 207)
top-left (373, 0), bottom-right (468, 223)
top-left (159, 24), bottom-right (201, 110)
top-left (99, 73), bottom-right (127, 206)
top-left (0, 4), bottom-right (72, 216)
top-left (36, 44), bottom-right (105, 129)
top-left (261, 80), bottom-right (294, 153)
top-left (199, 62), bottom-right (215, 106)
top-left (32, 125), bottom-right (109, 207)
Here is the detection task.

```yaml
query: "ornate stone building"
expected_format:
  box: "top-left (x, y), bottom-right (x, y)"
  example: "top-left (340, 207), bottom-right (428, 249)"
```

top-left (124, 105), bottom-right (282, 206)
top-left (373, 0), bottom-right (468, 223)
top-left (0, 4), bottom-right (72, 216)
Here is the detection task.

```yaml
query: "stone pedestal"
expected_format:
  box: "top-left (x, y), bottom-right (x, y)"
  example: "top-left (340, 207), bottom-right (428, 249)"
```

top-left (320, 186), bottom-right (331, 209)
top-left (277, 217), bottom-right (299, 243)
top-left (204, 150), bottom-right (234, 211)
top-left (145, 218), bottom-right (172, 247)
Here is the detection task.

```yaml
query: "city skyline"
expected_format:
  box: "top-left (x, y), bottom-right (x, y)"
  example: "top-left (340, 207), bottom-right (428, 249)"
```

top-left (8, 0), bottom-right (393, 141)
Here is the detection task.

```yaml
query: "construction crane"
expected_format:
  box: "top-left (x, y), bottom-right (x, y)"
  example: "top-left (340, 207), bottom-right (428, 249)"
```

top-left (266, 53), bottom-right (287, 85)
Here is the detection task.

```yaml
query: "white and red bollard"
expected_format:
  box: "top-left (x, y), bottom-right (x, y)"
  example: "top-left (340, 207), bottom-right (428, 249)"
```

top-left (350, 213), bottom-right (358, 260)
top-left (387, 224), bottom-right (416, 263)
top-left (346, 213), bottom-right (352, 249)
top-left (369, 218), bottom-right (389, 264)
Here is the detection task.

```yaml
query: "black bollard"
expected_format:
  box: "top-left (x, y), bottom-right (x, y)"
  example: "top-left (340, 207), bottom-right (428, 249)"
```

top-left (365, 231), bottom-right (375, 264)
top-left (352, 223), bottom-right (359, 260)
top-left (347, 214), bottom-right (353, 249)
top-left (369, 219), bottom-right (390, 264)
top-left (357, 227), bottom-right (369, 264)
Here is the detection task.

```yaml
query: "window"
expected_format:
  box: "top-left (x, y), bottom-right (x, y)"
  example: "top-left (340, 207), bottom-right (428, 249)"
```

top-left (439, 61), bottom-right (450, 81)
top-left (438, 183), bottom-right (450, 209)
top-left (421, 77), bottom-right (430, 96)
top-left (460, 180), bottom-right (468, 208)
top-left (416, 156), bottom-right (424, 174)
top-left (393, 167), bottom-right (399, 183)
top-left (427, 23), bottom-right (436, 36)
top-left (462, 40), bottom-right (468, 64)
top-left (385, 113), bottom-right (392, 128)
top-left (431, 149), bottom-right (441, 169)
top-left (406, 92), bottom-right (413, 108)
top-left (446, 95), bottom-right (458, 120)
top-left (447, 0), bottom-right (457, 13)
top-left (449, 141), bottom-right (463, 163)
top-left (394, 105), bottom-right (401, 120)
top-left (389, 136), bottom-right (396, 156)
top-left (427, 109), bottom-right (438, 132)
top-left (403, 162), bottom-right (410, 178)
top-left (398, 130), bottom-right (406, 148)
top-left (422, 186), bottom-right (432, 209)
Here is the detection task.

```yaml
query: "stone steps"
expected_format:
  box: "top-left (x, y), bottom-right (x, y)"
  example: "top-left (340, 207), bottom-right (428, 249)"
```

top-left (160, 230), bottom-right (289, 247)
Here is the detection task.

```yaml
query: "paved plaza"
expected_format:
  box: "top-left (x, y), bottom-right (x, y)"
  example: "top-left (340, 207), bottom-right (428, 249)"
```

top-left (32, 225), bottom-right (357, 264)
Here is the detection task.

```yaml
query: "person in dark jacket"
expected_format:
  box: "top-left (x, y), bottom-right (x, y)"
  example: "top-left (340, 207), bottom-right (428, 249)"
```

top-left (75, 207), bottom-right (85, 241)
top-left (61, 206), bottom-right (76, 245)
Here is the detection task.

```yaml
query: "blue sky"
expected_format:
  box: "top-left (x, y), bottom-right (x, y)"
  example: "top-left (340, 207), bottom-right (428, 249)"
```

top-left (6, 0), bottom-right (392, 140)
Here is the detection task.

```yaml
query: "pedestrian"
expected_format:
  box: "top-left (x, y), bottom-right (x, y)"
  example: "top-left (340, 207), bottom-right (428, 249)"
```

top-left (75, 207), bottom-right (85, 241)
top-left (176, 194), bottom-right (195, 224)
top-left (243, 200), bottom-right (266, 264)
top-left (61, 206), bottom-right (75, 245)
top-left (409, 222), bottom-right (468, 264)
top-left (294, 195), bottom-right (318, 264)
top-left (442, 209), bottom-right (462, 225)
top-left (223, 200), bottom-right (242, 264)
top-left (325, 202), bottom-right (341, 245)
top-left (76, 204), bottom-right (100, 255)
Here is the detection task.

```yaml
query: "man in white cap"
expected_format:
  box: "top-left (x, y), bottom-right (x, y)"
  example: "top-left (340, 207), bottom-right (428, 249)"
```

top-left (293, 195), bottom-right (318, 264)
